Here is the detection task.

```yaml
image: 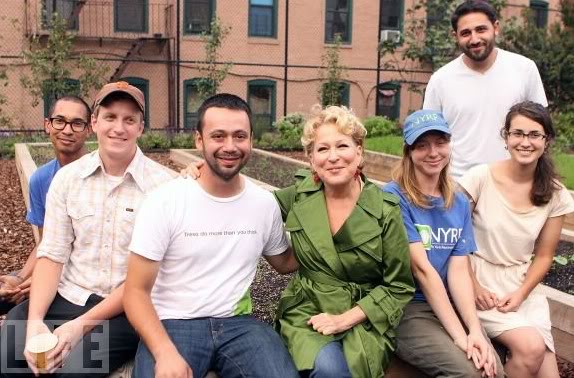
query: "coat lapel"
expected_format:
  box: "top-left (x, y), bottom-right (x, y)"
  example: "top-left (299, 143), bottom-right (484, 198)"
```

top-left (334, 180), bottom-right (385, 262)
top-left (292, 175), bottom-right (349, 279)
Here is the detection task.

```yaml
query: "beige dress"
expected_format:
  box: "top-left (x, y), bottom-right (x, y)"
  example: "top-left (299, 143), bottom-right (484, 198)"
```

top-left (460, 164), bottom-right (574, 351)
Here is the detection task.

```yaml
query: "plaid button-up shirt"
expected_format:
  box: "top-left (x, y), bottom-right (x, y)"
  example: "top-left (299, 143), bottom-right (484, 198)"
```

top-left (37, 147), bottom-right (175, 306)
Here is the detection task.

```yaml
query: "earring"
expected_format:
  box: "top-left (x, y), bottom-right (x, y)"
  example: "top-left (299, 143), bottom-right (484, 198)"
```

top-left (313, 171), bottom-right (321, 184)
top-left (354, 168), bottom-right (361, 180)
top-left (504, 145), bottom-right (508, 150)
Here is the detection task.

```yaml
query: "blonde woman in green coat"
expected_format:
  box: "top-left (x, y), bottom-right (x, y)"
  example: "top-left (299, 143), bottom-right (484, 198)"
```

top-left (274, 105), bottom-right (415, 378)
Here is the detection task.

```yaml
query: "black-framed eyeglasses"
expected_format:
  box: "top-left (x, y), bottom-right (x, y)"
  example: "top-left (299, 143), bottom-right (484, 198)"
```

top-left (506, 130), bottom-right (547, 141)
top-left (49, 117), bottom-right (89, 132)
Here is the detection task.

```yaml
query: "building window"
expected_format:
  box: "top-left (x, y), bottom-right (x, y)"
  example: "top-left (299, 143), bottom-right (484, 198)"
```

top-left (184, 0), bottom-right (215, 35)
top-left (247, 80), bottom-right (276, 139)
top-left (377, 82), bottom-right (400, 120)
top-left (530, 1), bottom-right (548, 28)
top-left (380, 0), bottom-right (403, 31)
top-left (325, 0), bottom-right (352, 43)
top-left (321, 82), bottom-right (350, 107)
top-left (249, 0), bottom-right (277, 37)
top-left (122, 77), bottom-right (150, 128)
top-left (43, 78), bottom-right (80, 118)
top-left (43, 0), bottom-right (80, 30)
top-left (184, 79), bottom-right (203, 130)
top-left (114, 0), bottom-right (148, 33)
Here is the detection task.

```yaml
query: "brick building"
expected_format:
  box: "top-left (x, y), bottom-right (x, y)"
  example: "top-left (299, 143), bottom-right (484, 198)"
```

top-left (0, 0), bottom-right (564, 132)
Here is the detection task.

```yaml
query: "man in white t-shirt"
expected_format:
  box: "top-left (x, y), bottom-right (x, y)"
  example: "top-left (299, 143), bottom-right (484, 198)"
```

top-left (423, 0), bottom-right (547, 178)
top-left (124, 93), bottom-right (299, 378)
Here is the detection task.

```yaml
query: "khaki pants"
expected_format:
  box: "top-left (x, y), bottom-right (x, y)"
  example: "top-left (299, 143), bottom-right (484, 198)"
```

top-left (395, 302), bottom-right (504, 378)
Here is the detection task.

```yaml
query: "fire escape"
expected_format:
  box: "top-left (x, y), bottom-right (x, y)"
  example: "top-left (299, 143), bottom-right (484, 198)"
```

top-left (26, 0), bottom-right (176, 126)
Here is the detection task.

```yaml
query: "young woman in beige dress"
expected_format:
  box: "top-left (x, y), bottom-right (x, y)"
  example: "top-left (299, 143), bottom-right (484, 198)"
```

top-left (459, 101), bottom-right (574, 378)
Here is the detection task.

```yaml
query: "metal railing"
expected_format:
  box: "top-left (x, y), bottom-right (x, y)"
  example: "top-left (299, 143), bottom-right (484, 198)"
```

top-left (26, 0), bottom-right (174, 40)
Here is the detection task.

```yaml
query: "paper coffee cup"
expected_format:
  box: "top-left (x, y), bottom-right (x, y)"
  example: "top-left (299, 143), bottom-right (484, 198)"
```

top-left (26, 333), bottom-right (58, 372)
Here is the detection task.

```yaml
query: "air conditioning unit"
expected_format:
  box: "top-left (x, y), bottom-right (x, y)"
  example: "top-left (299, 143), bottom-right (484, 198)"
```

top-left (380, 29), bottom-right (401, 44)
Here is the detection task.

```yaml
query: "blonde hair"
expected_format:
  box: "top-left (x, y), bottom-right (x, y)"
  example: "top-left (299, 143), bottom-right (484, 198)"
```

top-left (392, 142), bottom-right (455, 209)
top-left (301, 105), bottom-right (367, 156)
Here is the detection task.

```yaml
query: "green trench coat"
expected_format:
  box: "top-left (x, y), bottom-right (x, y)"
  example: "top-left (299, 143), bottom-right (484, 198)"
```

top-left (274, 171), bottom-right (415, 378)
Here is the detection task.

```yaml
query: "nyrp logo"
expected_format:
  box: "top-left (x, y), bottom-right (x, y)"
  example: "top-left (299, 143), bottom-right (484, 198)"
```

top-left (413, 113), bottom-right (439, 126)
top-left (415, 224), bottom-right (463, 250)
top-left (415, 224), bottom-right (433, 250)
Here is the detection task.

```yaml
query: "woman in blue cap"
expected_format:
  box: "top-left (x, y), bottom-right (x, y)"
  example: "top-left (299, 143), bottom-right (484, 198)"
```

top-left (383, 109), bottom-right (502, 377)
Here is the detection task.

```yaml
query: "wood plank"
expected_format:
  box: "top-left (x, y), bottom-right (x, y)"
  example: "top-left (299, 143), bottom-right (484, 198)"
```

top-left (14, 143), bottom-right (39, 244)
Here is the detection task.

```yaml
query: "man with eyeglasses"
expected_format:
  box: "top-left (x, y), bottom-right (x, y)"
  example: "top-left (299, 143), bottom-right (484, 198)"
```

top-left (0, 96), bottom-right (91, 316)
top-left (0, 82), bottom-right (174, 377)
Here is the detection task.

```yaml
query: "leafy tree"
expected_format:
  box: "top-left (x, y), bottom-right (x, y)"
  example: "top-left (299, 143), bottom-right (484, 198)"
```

top-left (319, 34), bottom-right (348, 106)
top-left (379, 0), bottom-right (505, 93)
top-left (0, 69), bottom-right (11, 128)
top-left (196, 17), bottom-right (232, 100)
top-left (21, 14), bottom-right (108, 107)
top-left (498, 2), bottom-right (574, 110)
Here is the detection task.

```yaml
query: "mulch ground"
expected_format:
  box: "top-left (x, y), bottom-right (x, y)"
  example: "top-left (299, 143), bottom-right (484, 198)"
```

top-left (1, 154), bottom-right (573, 376)
top-left (0, 160), bottom-right (35, 274)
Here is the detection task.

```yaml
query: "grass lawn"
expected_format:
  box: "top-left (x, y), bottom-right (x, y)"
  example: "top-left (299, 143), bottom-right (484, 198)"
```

top-left (365, 136), bottom-right (574, 190)
top-left (365, 136), bottom-right (403, 156)
top-left (554, 153), bottom-right (574, 190)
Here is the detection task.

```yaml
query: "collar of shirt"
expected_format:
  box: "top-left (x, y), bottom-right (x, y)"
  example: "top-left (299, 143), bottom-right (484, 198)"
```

top-left (79, 147), bottom-right (147, 191)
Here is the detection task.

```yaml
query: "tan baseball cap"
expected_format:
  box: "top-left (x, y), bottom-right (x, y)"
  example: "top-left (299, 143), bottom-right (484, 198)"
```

top-left (93, 81), bottom-right (145, 114)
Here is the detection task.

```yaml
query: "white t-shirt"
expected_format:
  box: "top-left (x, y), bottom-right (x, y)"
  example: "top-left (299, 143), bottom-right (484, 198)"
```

top-left (423, 48), bottom-right (547, 178)
top-left (129, 177), bottom-right (289, 320)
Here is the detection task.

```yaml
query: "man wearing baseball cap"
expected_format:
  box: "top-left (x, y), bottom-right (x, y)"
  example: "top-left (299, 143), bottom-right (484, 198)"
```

top-left (0, 81), bottom-right (174, 376)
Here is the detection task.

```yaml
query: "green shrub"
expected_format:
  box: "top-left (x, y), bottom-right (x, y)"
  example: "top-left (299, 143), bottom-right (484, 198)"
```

top-left (362, 116), bottom-right (400, 137)
top-left (171, 132), bottom-right (195, 149)
top-left (554, 107), bottom-right (574, 152)
top-left (137, 131), bottom-right (171, 151)
top-left (255, 113), bottom-right (305, 150)
top-left (0, 133), bottom-right (50, 159)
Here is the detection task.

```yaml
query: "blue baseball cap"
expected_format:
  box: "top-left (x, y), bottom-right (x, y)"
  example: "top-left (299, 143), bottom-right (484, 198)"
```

top-left (403, 110), bottom-right (451, 145)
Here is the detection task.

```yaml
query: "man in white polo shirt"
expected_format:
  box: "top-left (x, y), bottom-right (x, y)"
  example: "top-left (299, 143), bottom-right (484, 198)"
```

top-left (124, 93), bottom-right (299, 378)
top-left (0, 82), bottom-right (174, 377)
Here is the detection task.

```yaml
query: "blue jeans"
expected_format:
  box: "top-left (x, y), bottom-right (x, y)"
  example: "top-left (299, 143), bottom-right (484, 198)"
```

top-left (133, 316), bottom-right (298, 378)
top-left (309, 342), bottom-right (351, 378)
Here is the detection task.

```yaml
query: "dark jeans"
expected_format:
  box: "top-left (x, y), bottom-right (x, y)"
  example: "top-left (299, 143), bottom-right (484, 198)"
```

top-left (0, 293), bottom-right (138, 377)
top-left (133, 316), bottom-right (298, 378)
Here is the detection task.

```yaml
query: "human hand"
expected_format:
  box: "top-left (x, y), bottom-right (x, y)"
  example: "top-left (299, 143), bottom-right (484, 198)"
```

top-left (307, 313), bottom-right (351, 335)
top-left (0, 275), bottom-right (23, 300)
top-left (467, 329), bottom-right (497, 377)
top-left (24, 320), bottom-right (53, 376)
top-left (497, 290), bottom-right (525, 313)
top-left (39, 318), bottom-right (88, 373)
top-left (180, 160), bottom-right (204, 179)
top-left (12, 277), bottom-right (31, 304)
top-left (155, 350), bottom-right (193, 378)
top-left (474, 284), bottom-right (498, 311)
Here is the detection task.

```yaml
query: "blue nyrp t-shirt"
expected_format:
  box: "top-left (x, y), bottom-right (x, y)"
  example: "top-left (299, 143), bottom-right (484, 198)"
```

top-left (26, 158), bottom-right (61, 227)
top-left (383, 181), bottom-right (477, 302)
